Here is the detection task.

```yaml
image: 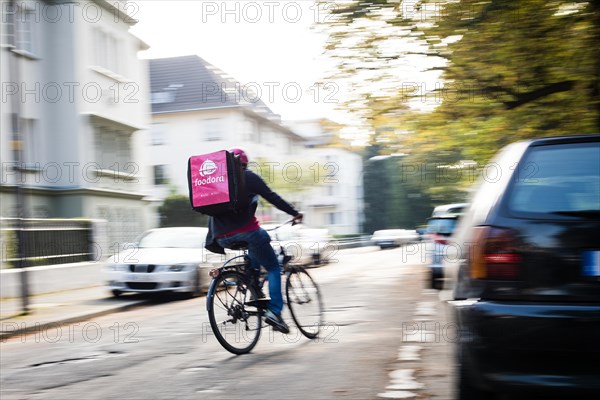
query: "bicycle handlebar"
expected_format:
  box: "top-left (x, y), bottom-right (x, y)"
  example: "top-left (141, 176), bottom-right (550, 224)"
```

top-left (263, 215), bottom-right (303, 231)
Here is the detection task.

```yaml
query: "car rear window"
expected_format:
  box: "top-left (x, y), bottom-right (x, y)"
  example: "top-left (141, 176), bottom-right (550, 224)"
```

top-left (508, 142), bottom-right (600, 214)
top-left (426, 218), bottom-right (457, 234)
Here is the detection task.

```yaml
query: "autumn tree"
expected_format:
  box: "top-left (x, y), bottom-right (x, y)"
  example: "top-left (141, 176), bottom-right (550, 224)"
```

top-left (319, 0), bottom-right (600, 202)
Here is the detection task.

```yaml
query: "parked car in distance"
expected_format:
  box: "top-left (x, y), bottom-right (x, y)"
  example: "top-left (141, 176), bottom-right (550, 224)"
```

top-left (448, 134), bottom-right (600, 399)
top-left (104, 227), bottom-right (227, 297)
top-left (264, 223), bottom-right (336, 267)
top-left (415, 227), bottom-right (427, 241)
top-left (431, 202), bottom-right (468, 217)
top-left (371, 229), bottom-right (419, 249)
top-left (425, 206), bottom-right (466, 290)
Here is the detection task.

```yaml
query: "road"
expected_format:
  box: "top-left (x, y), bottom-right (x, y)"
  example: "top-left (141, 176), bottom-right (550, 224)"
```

top-left (0, 245), bottom-right (455, 400)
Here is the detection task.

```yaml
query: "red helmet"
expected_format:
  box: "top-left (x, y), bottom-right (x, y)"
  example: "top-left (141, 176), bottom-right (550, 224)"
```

top-left (229, 148), bottom-right (249, 165)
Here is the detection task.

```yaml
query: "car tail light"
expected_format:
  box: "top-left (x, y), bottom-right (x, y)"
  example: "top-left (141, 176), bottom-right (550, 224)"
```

top-left (433, 234), bottom-right (449, 245)
top-left (469, 226), bottom-right (521, 280)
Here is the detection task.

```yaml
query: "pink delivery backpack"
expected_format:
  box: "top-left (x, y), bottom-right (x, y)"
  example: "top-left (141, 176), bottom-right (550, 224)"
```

top-left (187, 150), bottom-right (246, 216)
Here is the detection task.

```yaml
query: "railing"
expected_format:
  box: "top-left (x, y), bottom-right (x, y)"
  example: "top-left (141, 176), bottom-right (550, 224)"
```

top-left (1, 218), bottom-right (102, 268)
top-left (336, 235), bottom-right (373, 249)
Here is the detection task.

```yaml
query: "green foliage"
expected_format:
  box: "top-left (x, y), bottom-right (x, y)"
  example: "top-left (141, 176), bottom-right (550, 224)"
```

top-left (158, 195), bottom-right (208, 228)
top-left (247, 157), bottom-right (323, 212)
top-left (362, 146), bottom-right (434, 233)
top-left (320, 0), bottom-right (600, 206)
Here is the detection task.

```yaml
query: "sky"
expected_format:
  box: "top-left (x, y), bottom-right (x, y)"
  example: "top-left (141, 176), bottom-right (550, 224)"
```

top-left (129, 1), bottom-right (344, 124)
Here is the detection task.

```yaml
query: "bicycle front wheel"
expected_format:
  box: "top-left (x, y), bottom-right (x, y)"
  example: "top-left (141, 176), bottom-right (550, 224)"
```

top-left (207, 272), bottom-right (262, 354)
top-left (286, 267), bottom-right (323, 339)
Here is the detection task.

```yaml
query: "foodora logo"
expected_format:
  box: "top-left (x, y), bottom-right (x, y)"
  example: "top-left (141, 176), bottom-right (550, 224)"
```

top-left (195, 159), bottom-right (225, 186)
top-left (199, 160), bottom-right (218, 176)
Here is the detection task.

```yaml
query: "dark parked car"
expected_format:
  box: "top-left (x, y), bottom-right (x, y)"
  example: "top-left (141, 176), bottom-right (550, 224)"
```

top-left (448, 134), bottom-right (600, 399)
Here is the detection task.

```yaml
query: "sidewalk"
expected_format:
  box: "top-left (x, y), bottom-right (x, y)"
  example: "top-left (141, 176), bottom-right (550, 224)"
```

top-left (0, 286), bottom-right (150, 340)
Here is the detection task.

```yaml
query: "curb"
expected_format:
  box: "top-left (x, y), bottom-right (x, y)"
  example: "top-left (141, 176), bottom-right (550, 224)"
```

top-left (0, 299), bottom-right (151, 341)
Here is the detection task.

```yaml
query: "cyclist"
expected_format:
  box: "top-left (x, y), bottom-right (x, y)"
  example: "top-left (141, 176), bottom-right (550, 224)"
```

top-left (205, 148), bottom-right (303, 334)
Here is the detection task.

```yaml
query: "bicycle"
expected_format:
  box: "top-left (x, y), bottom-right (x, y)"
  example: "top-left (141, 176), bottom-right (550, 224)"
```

top-left (206, 220), bottom-right (324, 355)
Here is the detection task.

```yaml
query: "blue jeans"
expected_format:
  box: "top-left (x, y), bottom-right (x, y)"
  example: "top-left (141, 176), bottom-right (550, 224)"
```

top-left (216, 228), bottom-right (283, 314)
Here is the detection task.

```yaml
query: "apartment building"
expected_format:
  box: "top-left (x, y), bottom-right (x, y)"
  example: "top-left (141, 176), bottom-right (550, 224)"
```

top-left (146, 55), bottom-right (308, 223)
top-left (0, 0), bottom-right (152, 245)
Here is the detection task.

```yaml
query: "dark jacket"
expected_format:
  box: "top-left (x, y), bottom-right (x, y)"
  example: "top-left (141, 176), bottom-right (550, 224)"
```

top-left (205, 169), bottom-right (300, 254)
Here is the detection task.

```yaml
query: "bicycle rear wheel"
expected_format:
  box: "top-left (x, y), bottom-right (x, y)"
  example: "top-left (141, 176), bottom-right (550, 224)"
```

top-left (286, 267), bottom-right (323, 339)
top-left (207, 271), bottom-right (262, 354)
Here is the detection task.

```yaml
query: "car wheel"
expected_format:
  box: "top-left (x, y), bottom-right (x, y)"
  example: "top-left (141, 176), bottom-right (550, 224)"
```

top-left (430, 268), bottom-right (444, 290)
top-left (192, 270), bottom-right (202, 297)
top-left (111, 289), bottom-right (122, 298)
top-left (312, 253), bottom-right (321, 266)
top-left (182, 270), bottom-right (202, 299)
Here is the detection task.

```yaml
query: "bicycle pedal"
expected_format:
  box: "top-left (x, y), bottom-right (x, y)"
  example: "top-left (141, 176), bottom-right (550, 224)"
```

top-left (244, 298), bottom-right (271, 308)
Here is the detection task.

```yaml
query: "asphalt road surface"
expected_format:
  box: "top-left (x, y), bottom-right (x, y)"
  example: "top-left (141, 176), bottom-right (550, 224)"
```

top-left (0, 245), bottom-right (455, 400)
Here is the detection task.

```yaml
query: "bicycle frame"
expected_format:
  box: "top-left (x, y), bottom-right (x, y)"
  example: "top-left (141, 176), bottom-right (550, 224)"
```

top-left (207, 218), bottom-right (297, 293)
top-left (206, 218), bottom-right (322, 354)
top-left (207, 247), bottom-right (292, 302)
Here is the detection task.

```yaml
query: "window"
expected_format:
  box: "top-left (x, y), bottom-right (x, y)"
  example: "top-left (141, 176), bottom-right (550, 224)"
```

top-left (151, 124), bottom-right (166, 145)
top-left (508, 143), bottom-right (600, 214)
top-left (93, 28), bottom-right (120, 73)
top-left (203, 119), bottom-right (222, 141)
top-left (153, 165), bottom-right (168, 185)
top-left (250, 120), bottom-right (260, 142)
top-left (2, 4), bottom-right (38, 53)
top-left (17, 8), bottom-right (35, 53)
top-left (327, 212), bottom-right (341, 225)
top-left (94, 126), bottom-right (132, 172)
top-left (326, 185), bottom-right (337, 196)
top-left (107, 34), bottom-right (119, 72)
top-left (22, 118), bottom-right (39, 164)
top-left (151, 92), bottom-right (175, 104)
top-left (1, 3), bottom-right (15, 45)
top-left (426, 218), bottom-right (458, 235)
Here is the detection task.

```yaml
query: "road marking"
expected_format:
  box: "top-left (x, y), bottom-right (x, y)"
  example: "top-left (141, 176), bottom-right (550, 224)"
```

top-left (377, 391), bottom-right (417, 399)
top-left (196, 389), bottom-right (223, 394)
top-left (381, 297), bottom-right (439, 397)
top-left (414, 301), bottom-right (437, 316)
top-left (402, 329), bottom-right (436, 343)
top-left (398, 345), bottom-right (422, 361)
top-left (387, 369), bottom-right (425, 390)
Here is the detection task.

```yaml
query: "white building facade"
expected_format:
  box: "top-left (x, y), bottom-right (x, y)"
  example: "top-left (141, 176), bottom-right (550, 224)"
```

top-left (146, 56), bottom-right (364, 235)
top-left (0, 0), bottom-right (152, 245)
top-left (146, 55), bottom-right (310, 225)
top-left (286, 119), bottom-right (364, 235)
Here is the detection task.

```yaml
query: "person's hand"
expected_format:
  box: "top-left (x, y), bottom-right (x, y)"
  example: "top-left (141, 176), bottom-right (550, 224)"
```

top-left (292, 213), bottom-right (304, 225)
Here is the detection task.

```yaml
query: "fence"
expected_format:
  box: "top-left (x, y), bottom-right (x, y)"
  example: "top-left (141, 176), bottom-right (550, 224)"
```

top-left (1, 218), bottom-right (106, 268)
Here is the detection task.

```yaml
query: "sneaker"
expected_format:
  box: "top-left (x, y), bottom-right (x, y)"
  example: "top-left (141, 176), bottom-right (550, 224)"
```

top-left (264, 309), bottom-right (290, 334)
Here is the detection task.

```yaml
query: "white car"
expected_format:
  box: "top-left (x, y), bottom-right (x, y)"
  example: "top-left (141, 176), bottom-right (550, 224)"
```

top-left (104, 227), bottom-right (230, 297)
top-left (371, 229), bottom-right (419, 249)
top-left (264, 223), bottom-right (336, 267)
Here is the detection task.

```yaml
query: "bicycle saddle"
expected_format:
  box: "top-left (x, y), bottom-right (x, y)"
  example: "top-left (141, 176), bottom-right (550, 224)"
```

top-left (228, 241), bottom-right (248, 250)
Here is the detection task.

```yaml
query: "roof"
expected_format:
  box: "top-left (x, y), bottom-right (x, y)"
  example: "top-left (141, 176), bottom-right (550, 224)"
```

top-left (148, 55), bottom-right (279, 119)
top-left (431, 203), bottom-right (468, 217)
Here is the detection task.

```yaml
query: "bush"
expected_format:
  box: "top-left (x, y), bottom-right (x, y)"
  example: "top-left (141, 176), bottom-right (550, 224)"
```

top-left (158, 195), bottom-right (208, 228)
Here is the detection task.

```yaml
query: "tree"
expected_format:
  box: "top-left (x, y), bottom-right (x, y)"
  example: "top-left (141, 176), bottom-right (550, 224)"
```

top-left (362, 143), bottom-right (433, 233)
top-left (247, 157), bottom-right (323, 214)
top-left (319, 0), bottom-right (600, 201)
top-left (158, 195), bottom-right (208, 228)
